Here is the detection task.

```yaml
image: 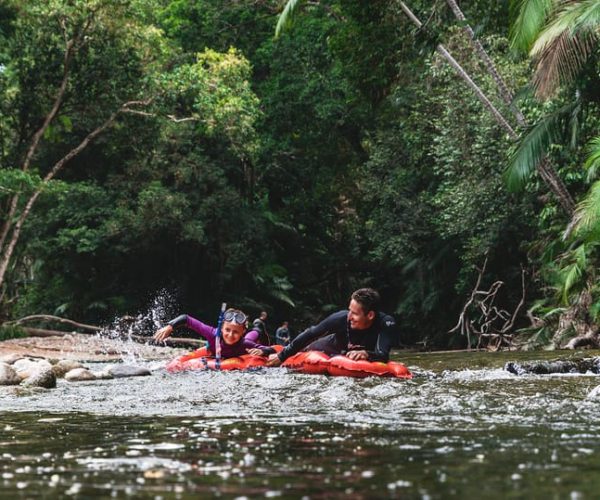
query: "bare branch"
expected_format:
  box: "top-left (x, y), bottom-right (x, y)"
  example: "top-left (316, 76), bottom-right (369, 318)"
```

top-left (5, 314), bottom-right (101, 332)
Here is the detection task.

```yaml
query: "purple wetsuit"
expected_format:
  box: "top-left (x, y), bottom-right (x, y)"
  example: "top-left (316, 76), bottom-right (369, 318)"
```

top-left (167, 314), bottom-right (273, 358)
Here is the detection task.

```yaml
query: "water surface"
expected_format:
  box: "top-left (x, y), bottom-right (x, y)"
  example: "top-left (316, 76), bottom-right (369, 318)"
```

top-left (2, 348), bottom-right (600, 498)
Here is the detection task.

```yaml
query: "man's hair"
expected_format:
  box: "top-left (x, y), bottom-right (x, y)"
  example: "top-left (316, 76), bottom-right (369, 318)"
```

top-left (351, 288), bottom-right (380, 314)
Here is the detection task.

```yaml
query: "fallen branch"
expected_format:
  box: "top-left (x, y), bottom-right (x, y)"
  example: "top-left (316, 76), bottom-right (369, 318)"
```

top-left (18, 326), bottom-right (203, 349)
top-left (6, 314), bottom-right (101, 332)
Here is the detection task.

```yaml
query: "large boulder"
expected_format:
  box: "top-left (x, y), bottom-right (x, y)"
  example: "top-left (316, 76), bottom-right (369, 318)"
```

top-left (0, 362), bottom-right (21, 386)
top-left (22, 367), bottom-right (56, 389)
top-left (13, 358), bottom-right (53, 380)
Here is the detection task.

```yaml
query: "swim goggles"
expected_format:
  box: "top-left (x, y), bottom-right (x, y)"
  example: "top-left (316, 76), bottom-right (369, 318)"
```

top-left (223, 309), bottom-right (247, 325)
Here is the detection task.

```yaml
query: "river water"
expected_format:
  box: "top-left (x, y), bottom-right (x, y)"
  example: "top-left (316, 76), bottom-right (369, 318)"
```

top-left (2, 347), bottom-right (600, 498)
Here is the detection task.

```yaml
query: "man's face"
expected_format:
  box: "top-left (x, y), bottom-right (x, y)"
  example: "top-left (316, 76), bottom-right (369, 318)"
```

top-left (347, 299), bottom-right (375, 330)
top-left (222, 322), bottom-right (245, 345)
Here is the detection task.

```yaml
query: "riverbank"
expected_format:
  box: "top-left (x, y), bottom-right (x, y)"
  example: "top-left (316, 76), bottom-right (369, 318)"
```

top-left (0, 333), bottom-right (186, 362)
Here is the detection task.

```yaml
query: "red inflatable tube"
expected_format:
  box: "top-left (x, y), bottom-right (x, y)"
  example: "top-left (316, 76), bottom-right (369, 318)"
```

top-left (281, 350), bottom-right (331, 375)
top-left (327, 356), bottom-right (412, 378)
top-left (166, 346), bottom-right (412, 379)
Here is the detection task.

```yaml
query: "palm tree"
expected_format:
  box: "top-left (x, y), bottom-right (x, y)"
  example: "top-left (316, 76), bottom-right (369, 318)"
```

top-left (276, 0), bottom-right (576, 213)
top-left (513, 0), bottom-right (600, 99)
top-left (507, 0), bottom-right (599, 213)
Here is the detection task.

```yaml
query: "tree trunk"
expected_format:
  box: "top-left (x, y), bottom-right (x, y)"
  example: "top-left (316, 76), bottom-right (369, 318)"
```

top-left (0, 108), bottom-right (122, 289)
top-left (399, 1), bottom-right (575, 215)
top-left (445, 0), bottom-right (526, 126)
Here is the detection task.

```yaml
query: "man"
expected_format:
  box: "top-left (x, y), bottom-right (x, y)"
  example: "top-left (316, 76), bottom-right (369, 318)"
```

top-left (267, 288), bottom-right (398, 366)
top-left (250, 311), bottom-right (270, 345)
top-left (275, 321), bottom-right (291, 346)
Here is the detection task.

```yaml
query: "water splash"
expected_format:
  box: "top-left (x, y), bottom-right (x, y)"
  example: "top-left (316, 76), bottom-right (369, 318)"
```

top-left (95, 290), bottom-right (178, 363)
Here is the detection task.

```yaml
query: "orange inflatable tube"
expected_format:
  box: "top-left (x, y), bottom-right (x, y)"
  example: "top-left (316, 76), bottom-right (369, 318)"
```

top-left (166, 346), bottom-right (412, 379)
top-left (166, 347), bottom-right (271, 372)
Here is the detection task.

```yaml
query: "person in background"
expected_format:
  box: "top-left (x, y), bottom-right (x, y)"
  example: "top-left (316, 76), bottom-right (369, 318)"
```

top-left (275, 321), bottom-right (290, 346)
top-left (266, 288), bottom-right (398, 366)
top-left (247, 310), bottom-right (270, 345)
top-left (154, 308), bottom-right (274, 358)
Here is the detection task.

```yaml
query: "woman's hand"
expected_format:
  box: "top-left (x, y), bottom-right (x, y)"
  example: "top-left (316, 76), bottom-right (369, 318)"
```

top-left (246, 348), bottom-right (265, 356)
top-left (154, 325), bottom-right (173, 342)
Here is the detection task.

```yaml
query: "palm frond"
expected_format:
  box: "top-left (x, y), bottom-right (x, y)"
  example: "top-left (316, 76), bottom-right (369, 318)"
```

top-left (505, 104), bottom-right (570, 190)
top-left (509, 0), bottom-right (554, 53)
top-left (574, 180), bottom-right (600, 236)
top-left (531, 0), bottom-right (600, 98)
top-left (560, 243), bottom-right (587, 304)
top-left (275, 0), bottom-right (304, 38)
top-left (584, 136), bottom-right (600, 182)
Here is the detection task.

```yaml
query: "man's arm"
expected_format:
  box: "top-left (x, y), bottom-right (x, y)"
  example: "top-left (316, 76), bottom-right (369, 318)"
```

top-left (276, 310), bottom-right (347, 362)
top-left (365, 316), bottom-right (398, 362)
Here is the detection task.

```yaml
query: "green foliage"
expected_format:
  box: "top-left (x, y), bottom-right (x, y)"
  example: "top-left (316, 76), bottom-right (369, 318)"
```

top-left (275, 0), bottom-right (304, 38)
top-left (584, 136), bottom-right (600, 181)
top-left (0, 169), bottom-right (43, 197)
top-left (505, 101), bottom-right (579, 191)
top-left (509, 0), bottom-right (554, 53)
top-left (2, 0), bottom-right (600, 351)
top-left (0, 324), bottom-right (26, 341)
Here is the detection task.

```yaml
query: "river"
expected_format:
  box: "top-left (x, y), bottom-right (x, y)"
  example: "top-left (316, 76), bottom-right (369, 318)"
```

top-left (2, 347), bottom-right (600, 498)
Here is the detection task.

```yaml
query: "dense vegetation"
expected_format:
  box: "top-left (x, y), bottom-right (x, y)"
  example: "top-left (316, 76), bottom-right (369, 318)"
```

top-left (1, 0), bottom-right (599, 349)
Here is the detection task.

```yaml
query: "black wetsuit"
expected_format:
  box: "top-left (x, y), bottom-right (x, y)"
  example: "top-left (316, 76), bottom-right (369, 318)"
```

top-left (277, 310), bottom-right (398, 363)
top-left (251, 318), bottom-right (269, 345)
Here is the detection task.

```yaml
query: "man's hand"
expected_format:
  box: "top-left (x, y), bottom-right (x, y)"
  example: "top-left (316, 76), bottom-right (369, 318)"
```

top-left (246, 348), bottom-right (265, 356)
top-left (153, 325), bottom-right (173, 342)
top-left (346, 350), bottom-right (368, 361)
top-left (266, 354), bottom-right (282, 367)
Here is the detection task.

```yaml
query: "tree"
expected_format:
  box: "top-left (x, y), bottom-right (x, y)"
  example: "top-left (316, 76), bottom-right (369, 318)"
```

top-left (276, 0), bottom-right (576, 214)
top-left (0, 0), bottom-right (262, 313)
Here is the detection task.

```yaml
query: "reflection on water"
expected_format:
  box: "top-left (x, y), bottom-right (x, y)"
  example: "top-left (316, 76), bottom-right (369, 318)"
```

top-left (1, 349), bottom-right (600, 498)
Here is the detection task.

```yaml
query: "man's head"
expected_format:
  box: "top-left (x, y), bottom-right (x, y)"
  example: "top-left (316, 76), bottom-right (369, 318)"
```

top-left (260, 311), bottom-right (268, 321)
top-left (347, 288), bottom-right (380, 330)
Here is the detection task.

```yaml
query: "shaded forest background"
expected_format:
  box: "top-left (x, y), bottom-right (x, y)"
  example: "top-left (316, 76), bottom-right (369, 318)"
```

top-left (1, 0), bottom-right (599, 349)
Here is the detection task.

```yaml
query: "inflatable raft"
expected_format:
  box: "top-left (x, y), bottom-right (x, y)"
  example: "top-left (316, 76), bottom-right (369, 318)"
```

top-left (166, 347), bottom-right (412, 379)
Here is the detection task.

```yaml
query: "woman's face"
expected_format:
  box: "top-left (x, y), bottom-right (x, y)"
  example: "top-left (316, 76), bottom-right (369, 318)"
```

top-left (221, 321), bottom-right (245, 345)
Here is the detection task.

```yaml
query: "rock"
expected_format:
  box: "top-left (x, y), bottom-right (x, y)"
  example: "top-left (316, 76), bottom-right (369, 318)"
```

top-left (13, 358), bottom-right (53, 380)
top-left (0, 353), bottom-right (23, 365)
top-left (64, 368), bottom-right (97, 382)
top-left (52, 360), bottom-right (84, 378)
top-left (91, 369), bottom-right (113, 380)
top-left (22, 367), bottom-right (56, 389)
top-left (107, 365), bottom-right (151, 378)
top-left (0, 362), bottom-right (21, 386)
top-left (505, 358), bottom-right (600, 375)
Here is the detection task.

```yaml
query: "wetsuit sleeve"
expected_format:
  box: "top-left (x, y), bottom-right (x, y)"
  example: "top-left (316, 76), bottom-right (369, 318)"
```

top-left (167, 314), bottom-right (188, 328)
top-left (168, 314), bottom-right (215, 342)
top-left (278, 311), bottom-right (347, 362)
top-left (367, 316), bottom-right (398, 362)
top-left (242, 337), bottom-right (275, 355)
